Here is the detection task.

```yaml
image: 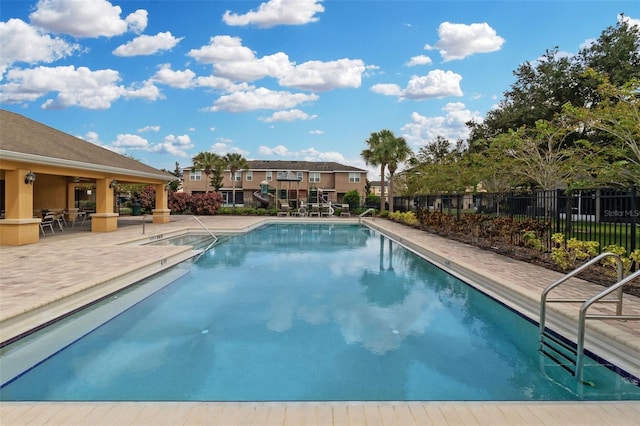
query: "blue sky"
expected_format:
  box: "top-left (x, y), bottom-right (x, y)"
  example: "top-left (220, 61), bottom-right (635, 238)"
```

top-left (1, 0), bottom-right (638, 177)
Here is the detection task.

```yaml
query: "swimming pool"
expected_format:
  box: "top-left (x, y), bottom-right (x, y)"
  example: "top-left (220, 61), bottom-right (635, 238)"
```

top-left (1, 223), bottom-right (639, 401)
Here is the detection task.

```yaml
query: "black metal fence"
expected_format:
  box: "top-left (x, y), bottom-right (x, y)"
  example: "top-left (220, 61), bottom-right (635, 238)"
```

top-left (394, 186), bottom-right (638, 255)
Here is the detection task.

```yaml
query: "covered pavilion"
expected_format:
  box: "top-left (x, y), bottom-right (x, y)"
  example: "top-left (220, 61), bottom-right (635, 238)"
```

top-left (0, 109), bottom-right (175, 246)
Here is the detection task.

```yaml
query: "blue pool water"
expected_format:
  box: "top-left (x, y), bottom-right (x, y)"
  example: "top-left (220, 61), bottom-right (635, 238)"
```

top-left (1, 223), bottom-right (639, 401)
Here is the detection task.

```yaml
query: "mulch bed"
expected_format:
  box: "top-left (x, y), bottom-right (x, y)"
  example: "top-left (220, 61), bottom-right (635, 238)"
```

top-left (415, 224), bottom-right (640, 298)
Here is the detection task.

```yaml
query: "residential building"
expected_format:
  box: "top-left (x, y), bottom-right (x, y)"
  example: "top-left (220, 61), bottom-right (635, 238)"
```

top-left (182, 160), bottom-right (367, 208)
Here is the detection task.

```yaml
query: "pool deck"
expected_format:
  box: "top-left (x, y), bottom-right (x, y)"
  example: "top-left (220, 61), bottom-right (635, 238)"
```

top-left (1, 215), bottom-right (639, 425)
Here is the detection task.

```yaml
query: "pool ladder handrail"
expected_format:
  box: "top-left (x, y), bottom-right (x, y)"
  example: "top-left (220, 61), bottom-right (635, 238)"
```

top-left (191, 215), bottom-right (218, 250)
top-left (359, 208), bottom-right (376, 223)
top-left (539, 252), bottom-right (640, 383)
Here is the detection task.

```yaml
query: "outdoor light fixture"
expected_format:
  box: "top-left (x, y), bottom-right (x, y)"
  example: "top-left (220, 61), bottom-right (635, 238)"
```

top-left (24, 171), bottom-right (36, 185)
top-left (109, 180), bottom-right (117, 189)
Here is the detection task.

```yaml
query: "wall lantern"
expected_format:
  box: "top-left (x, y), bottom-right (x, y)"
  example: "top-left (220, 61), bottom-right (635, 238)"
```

top-left (109, 180), bottom-right (118, 189)
top-left (24, 171), bottom-right (36, 185)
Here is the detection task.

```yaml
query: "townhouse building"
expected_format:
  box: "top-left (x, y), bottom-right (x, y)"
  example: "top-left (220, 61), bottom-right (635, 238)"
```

top-left (182, 160), bottom-right (367, 208)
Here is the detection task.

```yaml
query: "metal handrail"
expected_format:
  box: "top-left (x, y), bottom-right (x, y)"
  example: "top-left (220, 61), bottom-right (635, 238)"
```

top-left (359, 208), bottom-right (376, 218)
top-left (538, 252), bottom-right (640, 382)
top-left (192, 215), bottom-right (217, 245)
top-left (576, 269), bottom-right (640, 382)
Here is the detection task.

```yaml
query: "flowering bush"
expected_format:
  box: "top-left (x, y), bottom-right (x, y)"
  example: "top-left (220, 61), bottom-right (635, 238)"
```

top-left (190, 192), bottom-right (223, 215)
top-left (138, 186), bottom-right (156, 212)
top-left (169, 192), bottom-right (191, 213)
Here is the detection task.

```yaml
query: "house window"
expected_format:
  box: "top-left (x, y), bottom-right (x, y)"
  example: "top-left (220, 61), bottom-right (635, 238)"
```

top-left (309, 172), bottom-right (320, 183)
top-left (189, 170), bottom-right (202, 181)
top-left (266, 171), bottom-right (272, 181)
top-left (234, 171), bottom-right (242, 181)
top-left (349, 172), bottom-right (361, 183)
top-left (297, 171), bottom-right (304, 182)
top-left (246, 171), bottom-right (253, 181)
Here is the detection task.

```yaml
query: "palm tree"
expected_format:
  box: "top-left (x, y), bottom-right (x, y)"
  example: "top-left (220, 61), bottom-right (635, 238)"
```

top-left (192, 151), bottom-right (222, 193)
top-left (361, 129), bottom-right (402, 212)
top-left (225, 153), bottom-right (249, 208)
top-left (386, 135), bottom-right (412, 212)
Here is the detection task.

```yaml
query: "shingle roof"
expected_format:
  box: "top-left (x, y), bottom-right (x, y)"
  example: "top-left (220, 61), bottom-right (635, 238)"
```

top-left (185, 159), bottom-right (366, 172)
top-left (0, 109), bottom-right (173, 180)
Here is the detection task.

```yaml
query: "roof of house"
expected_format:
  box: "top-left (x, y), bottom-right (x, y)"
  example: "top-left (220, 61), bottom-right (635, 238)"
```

top-left (0, 109), bottom-right (173, 181)
top-left (185, 159), bottom-right (366, 172)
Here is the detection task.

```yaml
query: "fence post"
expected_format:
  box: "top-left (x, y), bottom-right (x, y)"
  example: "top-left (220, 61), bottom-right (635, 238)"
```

top-left (631, 185), bottom-right (637, 260)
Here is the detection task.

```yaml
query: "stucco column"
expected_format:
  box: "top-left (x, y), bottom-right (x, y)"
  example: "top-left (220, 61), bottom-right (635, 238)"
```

top-left (152, 183), bottom-right (171, 224)
top-left (65, 181), bottom-right (79, 222)
top-left (0, 169), bottom-right (40, 245)
top-left (91, 178), bottom-right (119, 232)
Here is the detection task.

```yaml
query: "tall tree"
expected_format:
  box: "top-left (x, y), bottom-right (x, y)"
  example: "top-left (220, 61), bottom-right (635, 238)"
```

top-left (386, 136), bottom-right (412, 212)
top-left (564, 72), bottom-right (640, 184)
top-left (225, 153), bottom-right (249, 207)
top-left (161, 161), bottom-right (182, 192)
top-left (361, 129), bottom-right (396, 212)
top-left (491, 119), bottom-right (589, 190)
top-left (192, 152), bottom-right (222, 193)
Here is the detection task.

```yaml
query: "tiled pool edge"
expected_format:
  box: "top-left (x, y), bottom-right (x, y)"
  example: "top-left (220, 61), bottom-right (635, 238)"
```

top-left (0, 246), bottom-right (198, 345)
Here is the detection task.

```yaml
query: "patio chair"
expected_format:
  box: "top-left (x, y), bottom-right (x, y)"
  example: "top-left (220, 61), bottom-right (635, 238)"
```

top-left (309, 204), bottom-right (321, 217)
top-left (51, 211), bottom-right (65, 231)
top-left (340, 204), bottom-right (351, 217)
top-left (40, 213), bottom-right (55, 236)
top-left (277, 200), bottom-right (291, 217)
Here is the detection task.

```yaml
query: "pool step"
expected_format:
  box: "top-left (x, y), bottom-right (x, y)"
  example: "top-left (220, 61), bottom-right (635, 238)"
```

top-left (539, 329), bottom-right (577, 376)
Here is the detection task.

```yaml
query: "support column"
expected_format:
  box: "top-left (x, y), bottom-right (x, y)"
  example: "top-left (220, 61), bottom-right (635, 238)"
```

top-left (0, 169), bottom-right (40, 245)
top-left (152, 183), bottom-right (171, 224)
top-left (65, 182), bottom-right (79, 223)
top-left (91, 178), bottom-right (119, 232)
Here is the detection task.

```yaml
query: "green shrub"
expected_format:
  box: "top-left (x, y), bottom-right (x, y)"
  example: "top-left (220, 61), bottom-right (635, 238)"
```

top-left (550, 233), bottom-right (599, 270)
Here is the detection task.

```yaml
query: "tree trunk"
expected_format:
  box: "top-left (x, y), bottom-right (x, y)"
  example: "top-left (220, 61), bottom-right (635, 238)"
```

top-left (380, 164), bottom-right (386, 212)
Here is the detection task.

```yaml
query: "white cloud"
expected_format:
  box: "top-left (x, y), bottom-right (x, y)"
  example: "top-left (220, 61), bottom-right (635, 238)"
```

top-left (29, 0), bottom-right (146, 38)
top-left (309, 129), bottom-right (324, 135)
top-left (188, 36), bottom-right (367, 92)
top-left (403, 70), bottom-right (463, 99)
top-left (83, 131), bottom-right (100, 144)
top-left (147, 134), bottom-right (194, 157)
top-left (222, 0), bottom-right (324, 28)
top-left (112, 133), bottom-right (149, 149)
top-left (258, 144), bottom-right (291, 156)
top-left (188, 35), bottom-right (291, 82)
top-left (138, 125), bottom-right (160, 133)
top-left (400, 103), bottom-right (483, 146)
top-left (123, 80), bottom-right (162, 101)
top-left (125, 9), bottom-right (148, 34)
top-left (619, 13), bottom-right (640, 28)
top-left (257, 145), bottom-right (346, 163)
top-left (0, 64), bottom-right (162, 107)
top-left (113, 32), bottom-right (183, 57)
top-left (406, 55), bottom-right (432, 67)
top-left (429, 22), bottom-right (505, 61)
top-left (0, 19), bottom-right (79, 77)
top-left (370, 83), bottom-right (402, 97)
top-left (279, 58), bottom-right (366, 92)
top-left (372, 70), bottom-right (463, 100)
top-left (259, 109), bottom-right (317, 122)
top-left (0, 65), bottom-right (124, 109)
top-left (211, 87), bottom-right (318, 112)
top-left (151, 64), bottom-right (196, 88)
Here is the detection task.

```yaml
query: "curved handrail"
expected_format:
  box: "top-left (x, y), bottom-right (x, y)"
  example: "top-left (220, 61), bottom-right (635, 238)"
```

top-left (539, 252), bottom-right (623, 336)
top-left (575, 269), bottom-right (640, 382)
top-left (192, 215), bottom-right (217, 245)
top-left (359, 208), bottom-right (376, 218)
